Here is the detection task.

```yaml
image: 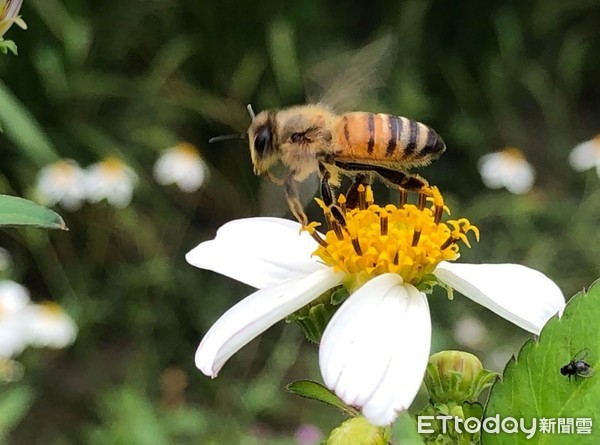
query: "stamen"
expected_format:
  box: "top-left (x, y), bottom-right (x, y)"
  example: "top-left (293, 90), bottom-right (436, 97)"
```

top-left (338, 194), bottom-right (347, 214)
top-left (398, 189), bottom-right (407, 208)
top-left (365, 186), bottom-right (374, 207)
top-left (440, 236), bottom-right (456, 250)
top-left (380, 215), bottom-right (388, 236)
top-left (417, 192), bottom-right (426, 210)
top-left (358, 185), bottom-right (367, 210)
top-left (351, 237), bottom-right (363, 255)
top-left (311, 232), bottom-right (328, 248)
top-left (412, 229), bottom-right (422, 247)
top-left (324, 211), bottom-right (337, 231)
top-left (434, 205), bottom-right (444, 224)
top-left (332, 220), bottom-right (345, 240)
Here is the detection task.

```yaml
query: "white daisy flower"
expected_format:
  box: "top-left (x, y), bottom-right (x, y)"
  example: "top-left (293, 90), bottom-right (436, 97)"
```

top-left (85, 157), bottom-right (138, 208)
top-left (186, 186), bottom-right (564, 426)
top-left (0, 0), bottom-right (26, 38)
top-left (478, 148), bottom-right (535, 194)
top-left (22, 302), bottom-right (77, 349)
top-left (568, 134), bottom-right (600, 176)
top-left (35, 159), bottom-right (87, 211)
top-left (0, 279), bottom-right (30, 357)
top-left (153, 142), bottom-right (209, 193)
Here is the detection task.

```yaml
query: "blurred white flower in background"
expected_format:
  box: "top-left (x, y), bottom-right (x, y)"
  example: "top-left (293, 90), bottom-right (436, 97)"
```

top-left (153, 142), bottom-right (209, 192)
top-left (85, 157), bottom-right (138, 207)
top-left (22, 302), bottom-right (77, 349)
top-left (0, 280), bottom-right (30, 357)
top-left (35, 159), bottom-right (87, 211)
top-left (0, 0), bottom-right (26, 39)
top-left (0, 280), bottom-right (77, 360)
top-left (453, 315), bottom-right (488, 349)
top-left (478, 148), bottom-right (535, 194)
top-left (568, 134), bottom-right (600, 176)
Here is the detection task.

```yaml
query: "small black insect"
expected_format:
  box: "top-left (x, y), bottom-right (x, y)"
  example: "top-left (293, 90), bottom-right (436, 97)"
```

top-left (560, 349), bottom-right (593, 381)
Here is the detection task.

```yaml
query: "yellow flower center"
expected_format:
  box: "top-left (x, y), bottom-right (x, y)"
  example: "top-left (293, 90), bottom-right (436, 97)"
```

top-left (99, 157), bottom-right (129, 179)
top-left (592, 134), bottom-right (600, 155)
top-left (501, 147), bottom-right (525, 160)
top-left (39, 301), bottom-right (64, 318)
top-left (50, 160), bottom-right (79, 186)
top-left (305, 186), bottom-right (479, 289)
top-left (174, 142), bottom-right (201, 160)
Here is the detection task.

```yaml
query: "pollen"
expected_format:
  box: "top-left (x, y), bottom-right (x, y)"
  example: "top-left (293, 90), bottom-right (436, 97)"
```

top-left (311, 185), bottom-right (478, 287)
top-left (98, 157), bottom-right (128, 177)
top-left (39, 301), bottom-right (64, 317)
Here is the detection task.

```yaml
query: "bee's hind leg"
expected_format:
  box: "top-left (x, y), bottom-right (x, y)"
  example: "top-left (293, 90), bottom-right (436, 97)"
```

top-left (284, 177), bottom-right (308, 226)
top-left (335, 161), bottom-right (428, 191)
top-left (318, 162), bottom-right (345, 226)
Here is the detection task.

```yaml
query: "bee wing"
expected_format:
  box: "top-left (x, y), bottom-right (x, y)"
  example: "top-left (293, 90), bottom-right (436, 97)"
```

top-left (580, 365), bottom-right (594, 378)
top-left (572, 348), bottom-right (590, 362)
top-left (304, 34), bottom-right (397, 112)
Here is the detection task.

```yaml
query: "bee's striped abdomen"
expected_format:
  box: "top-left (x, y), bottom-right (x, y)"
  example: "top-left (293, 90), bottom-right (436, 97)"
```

top-left (335, 112), bottom-right (446, 166)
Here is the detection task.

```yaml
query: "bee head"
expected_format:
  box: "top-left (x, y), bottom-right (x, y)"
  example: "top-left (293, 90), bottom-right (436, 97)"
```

top-left (247, 106), bottom-right (278, 176)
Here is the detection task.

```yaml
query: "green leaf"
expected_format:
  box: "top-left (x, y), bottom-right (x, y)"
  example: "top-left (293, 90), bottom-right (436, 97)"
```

top-left (286, 380), bottom-right (358, 417)
top-left (0, 385), bottom-right (35, 441)
top-left (483, 281), bottom-right (600, 444)
top-left (0, 195), bottom-right (67, 230)
top-left (0, 81), bottom-right (58, 166)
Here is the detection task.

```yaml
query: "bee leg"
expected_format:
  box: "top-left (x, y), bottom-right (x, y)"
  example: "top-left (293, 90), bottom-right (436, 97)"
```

top-left (334, 162), bottom-right (428, 191)
top-left (318, 162), bottom-right (346, 226)
top-left (284, 177), bottom-right (308, 226)
top-left (345, 173), bottom-right (372, 210)
top-left (373, 168), bottom-right (427, 191)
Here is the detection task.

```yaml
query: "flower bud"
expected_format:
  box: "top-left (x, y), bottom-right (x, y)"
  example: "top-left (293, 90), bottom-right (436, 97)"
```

top-left (326, 416), bottom-right (390, 445)
top-left (425, 350), bottom-right (497, 404)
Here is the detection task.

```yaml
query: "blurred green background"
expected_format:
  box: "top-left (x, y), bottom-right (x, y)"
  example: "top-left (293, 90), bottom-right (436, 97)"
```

top-left (1, 0), bottom-right (600, 443)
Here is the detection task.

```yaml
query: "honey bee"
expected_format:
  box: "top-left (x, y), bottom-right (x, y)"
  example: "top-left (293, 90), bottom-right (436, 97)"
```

top-left (245, 103), bottom-right (446, 225)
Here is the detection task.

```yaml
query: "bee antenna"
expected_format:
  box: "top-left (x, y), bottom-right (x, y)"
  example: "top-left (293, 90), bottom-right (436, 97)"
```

top-left (247, 104), bottom-right (256, 120)
top-left (208, 133), bottom-right (247, 144)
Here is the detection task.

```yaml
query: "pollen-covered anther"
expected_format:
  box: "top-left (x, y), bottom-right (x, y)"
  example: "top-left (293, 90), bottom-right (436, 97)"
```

top-left (312, 185), bottom-right (479, 286)
top-left (337, 194), bottom-right (347, 213)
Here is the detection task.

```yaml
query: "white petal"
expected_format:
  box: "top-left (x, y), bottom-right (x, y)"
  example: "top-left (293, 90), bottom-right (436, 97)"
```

top-left (186, 218), bottom-right (324, 289)
top-left (0, 314), bottom-right (27, 358)
top-left (478, 155), bottom-right (505, 189)
top-left (319, 274), bottom-right (431, 426)
top-left (0, 280), bottom-right (30, 313)
top-left (196, 268), bottom-right (343, 377)
top-left (434, 262), bottom-right (565, 335)
top-left (505, 163), bottom-right (535, 194)
top-left (569, 140), bottom-right (598, 172)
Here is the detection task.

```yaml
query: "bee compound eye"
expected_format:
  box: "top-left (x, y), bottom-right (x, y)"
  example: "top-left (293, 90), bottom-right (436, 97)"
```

top-left (254, 126), bottom-right (271, 156)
